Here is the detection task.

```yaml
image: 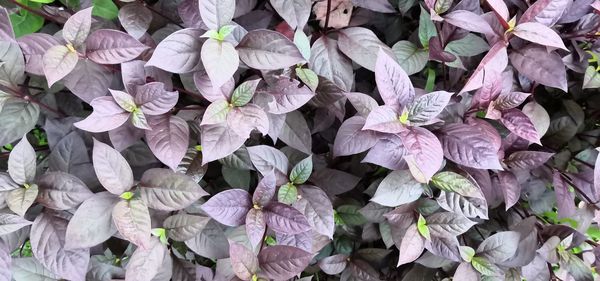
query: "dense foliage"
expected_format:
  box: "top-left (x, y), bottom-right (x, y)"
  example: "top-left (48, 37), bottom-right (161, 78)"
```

top-left (0, 0), bottom-right (600, 280)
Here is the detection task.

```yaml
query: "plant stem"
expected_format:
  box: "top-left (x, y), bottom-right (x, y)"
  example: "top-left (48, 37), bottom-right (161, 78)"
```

top-left (7, 0), bottom-right (64, 25)
top-left (0, 84), bottom-right (65, 118)
top-left (323, 0), bottom-right (332, 33)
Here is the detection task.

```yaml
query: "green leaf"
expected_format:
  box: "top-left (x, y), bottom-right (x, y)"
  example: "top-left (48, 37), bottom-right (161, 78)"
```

top-left (151, 228), bottom-right (168, 245)
top-left (425, 68), bottom-right (436, 92)
top-left (131, 108), bottom-right (150, 130)
top-left (29, 0), bottom-right (54, 3)
top-left (295, 68), bottom-right (318, 92)
top-left (434, 0), bottom-right (453, 14)
top-left (289, 155), bottom-right (312, 184)
top-left (230, 79), bottom-right (260, 107)
top-left (120, 191), bottom-right (134, 200)
top-left (460, 246), bottom-right (475, 262)
top-left (9, 0), bottom-right (44, 38)
top-left (431, 171), bottom-right (480, 197)
top-left (277, 183), bottom-right (298, 204)
top-left (417, 214), bottom-right (430, 240)
top-left (265, 235), bottom-right (276, 246)
top-left (445, 34), bottom-right (489, 57)
top-left (392, 41), bottom-right (428, 75)
top-left (418, 7), bottom-right (436, 47)
top-left (294, 30), bottom-right (311, 61)
top-left (92, 0), bottom-right (118, 20)
top-left (583, 66), bottom-right (600, 89)
top-left (471, 256), bottom-right (500, 276)
top-left (218, 25), bottom-right (237, 39)
top-left (336, 205), bottom-right (367, 226)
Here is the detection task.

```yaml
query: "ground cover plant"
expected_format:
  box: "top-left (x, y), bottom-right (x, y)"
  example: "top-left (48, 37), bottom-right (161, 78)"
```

top-left (1, 0), bottom-right (600, 280)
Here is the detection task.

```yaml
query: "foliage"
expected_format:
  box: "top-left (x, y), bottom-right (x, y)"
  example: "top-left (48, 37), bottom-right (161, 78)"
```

top-left (0, 0), bottom-right (600, 280)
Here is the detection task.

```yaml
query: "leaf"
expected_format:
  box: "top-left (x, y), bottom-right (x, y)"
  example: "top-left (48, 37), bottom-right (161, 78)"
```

top-left (443, 10), bottom-right (495, 35)
top-left (63, 58), bottom-right (113, 103)
top-left (118, 3), bottom-right (152, 39)
top-left (318, 254), bottom-right (349, 275)
top-left (199, 0), bottom-right (235, 30)
top-left (0, 241), bottom-right (9, 281)
top-left (30, 213), bottom-right (89, 281)
top-left (36, 172), bottom-right (92, 210)
top-left (371, 170), bottom-right (424, 207)
top-left (505, 151), bottom-right (554, 170)
top-left (310, 36), bottom-right (353, 91)
top-left (424, 235), bottom-right (462, 262)
top-left (426, 212), bottom-right (476, 237)
top-left (419, 7), bottom-right (437, 47)
top-left (92, 0), bottom-right (119, 20)
top-left (397, 224), bottom-right (425, 266)
top-left (337, 205), bottom-right (367, 226)
top-left (512, 22), bottom-right (567, 50)
top-left (0, 100), bottom-right (39, 147)
top-left (246, 208), bottom-right (267, 248)
top-left (86, 29), bottom-right (149, 64)
top-left (279, 110), bottom-right (312, 154)
top-left (134, 82), bottom-right (178, 115)
top-left (184, 219), bottom-right (229, 259)
top-left (460, 42), bottom-right (508, 94)
top-left (17, 33), bottom-right (61, 76)
top-left (65, 192), bottom-right (118, 249)
top-left (226, 104), bottom-right (269, 139)
top-left (0, 213), bottom-right (31, 235)
top-left (164, 214), bottom-right (210, 241)
top-left (0, 7), bottom-right (14, 41)
top-left (375, 48), bottom-right (415, 108)
top-left (407, 91), bottom-right (453, 125)
top-left (345, 92), bottom-right (378, 118)
top-left (553, 170), bottom-right (576, 219)
top-left (259, 77), bottom-right (315, 114)
top-left (333, 116), bottom-right (379, 157)
top-left (445, 34), bottom-right (490, 57)
top-left (200, 123), bottom-right (246, 164)
top-left (110, 89), bottom-right (136, 112)
top-left (229, 242), bottom-right (259, 280)
top-left (201, 39), bottom-right (239, 88)
top-left (63, 7), bottom-right (93, 46)
top-left (236, 29), bottom-right (305, 70)
top-left (231, 79), bottom-right (261, 107)
top-left (500, 108), bottom-right (541, 144)
top-left (7, 185), bottom-right (38, 217)
top-left (8, 137), bottom-right (36, 185)
top-left (201, 99), bottom-right (231, 125)
top-left (583, 66), bottom-right (600, 89)
top-left (125, 238), bottom-right (168, 281)
top-left (391, 40), bottom-right (428, 76)
top-left (289, 155), bottom-right (312, 184)
top-left (437, 191), bottom-right (488, 219)
top-left (201, 189), bottom-right (252, 226)
top-left (522, 101), bottom-right (550, 137)
top-left (146, 29), bottom-right (204, 73)
top-left (9, 4), bottom-right (44, 38)
top-left (363, 105), bottom-right (403, 133)
top-left (493, 91), bottom-right (530, 110)
top-left (247, 145), bottom-right (289, 185)
top-left (294, 30), bottom-right (311, 61)
top-left (471, 256), bottom-right (501, 276)
top-left (139, 168), bottom-right (208, 211)
top-left (337, 27), bottom-right (394, 71)
top-left (476, 231), bottom-right (520, 263)
top-left (519, 0), bottom-right (572, 26)
top-left (74, 97), bottom-right (129, 132)
top-left (438, 123), bottom-right (502, 169)
top-left (12, 257), bottom-right (58, 281)
top-left (42, 45), bottom-right (78, 87)
top-left (402, 127), bottom-right (444, 183)
top-left (294, 185), bottom-right (335, 238)
top-left (264, 202), bottom-right (311, 234)
top-left (270, 0), bottom-right (311, 29)
top-left (146, 115), bottom-right (189, 170)
top-left (92, 139), bottom-right (134, 195)
top-left (112, 198), bottom-right (152, 249)
top-left (431, 172), bottom-right (482, 198)
top-left (278, 183), bottom-right (298, 205)
top-left (258, 245), bottom-right (312, 280)
top-left (509, 45), bottom-right (567, 92)
top-left (296, 68), bottom-right (318, 91)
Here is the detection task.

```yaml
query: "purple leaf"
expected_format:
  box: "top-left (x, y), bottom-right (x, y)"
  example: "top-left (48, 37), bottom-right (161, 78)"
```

top-left (0, 240), bottom-right (9, 280)
top-left (371, 170), bottom-right (423, 207)
top-left (42, 45), bottom-right (78, 87)
top-left (553, 170), bottom-right (576, 218)
top-left (253, 170), bottom-right (277, 206)
top-left (118, 3), bottom-right (152, 39)
top-left (276, 231), bottom-right (313, 253)
top-left (8, 137), bottom-right (36, 185)
top-left (201, 39), bottom-right (239, 88)
top-left (86, 30), bottom-right (148, 64)
top-left (444, 10), bottom-right (496, 35)
top-left (505, 151), bottom-right (554, 170)
top-left (258, 77), bottom-right (315, 114)
top-left (407, 91), bottom-right (453, 125)
top-left (184, 220), bottom-right (229, 259)
top-left (438, 123), bottom-right (503, 169)
top-left (126, 238), bottom-right (169, 281)
top-left (201, 189), bottom-right (252, 226)
top-left (65, 192), bottom-right (118, 249)
top-left (337, 27), bottom-right (394, 71)
top-left (375, 49), bottom-right (415, 108)
top-left (91, 138), bottom-right (134, 195)
top-left (163, 214), bottom-right (210, 241)
top-left (202, 99), bottom-right (231, 125)
top-left (134, 82), bottom-right (178, 115)
top-left (227, 104), bottom-right (269, 139)
top-left (485, 0), bottom-right (509, 21)
top-left (63, 7), bottom-right (93, 47)
top-left (246, 208), bottom-right (266, 248)
top-left (17, 34), bottom-right (61, 76)
top-left (258, 245), bottom-right (312, 280)
top-left (0, 7), bottom-right (14, 41)
top-left (363, 105), bottom-right (404, 133)
top-left (500, 108), bottom-right (541, 144)
top-left (236, 29), bottom-right (305, 70)
top-left (519, 0), bottom-right (572, 26)
top-left (270, 0), bottom-right (311, 29)
top-left (200, 123), bottom-right (247, 164)
top-left (498, 171), bottom-right (520, 210)
top-left (310, 36), bottom-right (354, 91)
top-left (145, 114), bottom-right (189, 170)
top-left (362, 134), bottom-right (408, 170)
top-left (512, 22), bottom-right (568, 50)
top-left (139, 168), bottom-right (208, 211)
top-left (397, 224), bottom-right (425, 266)
top-left (278, 110), bottom-right (311, 154)
top-left (229, 242), bottom-right (259, 280)
top-left (36, 171), bottom-right (93, 210)
top-left (294, 185), bottom-right (334, 238)
top-left (345, 92), bottom-right (379, 118)
top-left (427, 212), bottom-right (476, 237)
top-left (461, 42), bottom-right (508, 93)
top-left (476, 231), bottom-right (520, 263)
top-left (63, 59), bottom-right (113, 103)
top-left (74, 97), bottom-right (130, 133)
top-left (247, 145), bottom-right (289, 185)
top-left (493, 91), bottom-right (530, 110)
top-left (403, 127), bottom-right (444, 183)
top-left (318, 254), bottom-right (349, 275)
top-left (146, 29), bottom-right (204, 73)
top-left (509, 45), bottom-right (567, 92)
top-left (199, 0), bottom-right (235, 30)
top-left (112, 198), bottom-right (152, 249)
top-left (194, 70), bottom-right (234, 102)
top-left (264, 202), bottom-right (311, 234)
top-left (333, 116), bottom-right (379, 157)
top-left (311, 168), bottom-right (360, 196)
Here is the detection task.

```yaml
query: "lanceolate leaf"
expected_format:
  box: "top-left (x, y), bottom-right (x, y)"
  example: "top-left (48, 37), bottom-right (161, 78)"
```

top-left (112, 198), bottom-right (152, 249)
top-left (443, 10), bottom-right (495, 35)
top-left (62, 7), bottom-right (93, 47)
top-left (426, 212), bottom-right (476, 237)
top-left (125, 238), bottom-right (168, 281)
top-left (310, 36), bottom-right (353, 91)
top-left (139, 168), bottom-right (208, 211)
top-left (337, 27), bottom-right (394, 71)
top-left (92, 139), bottom-right (134, 195)
top-left (199, 0), bottom-right (235, 30)
top-left (65, 192), bottom-right (118, 249)
top-left (145, 115), bottom-right (189, 171)
top-left (509, 45), bottom-right (567, 92)
top-left (36, 171), bottom-right (93, 210)
top-left (146, 29), bottom-right (204, 73)
top-left (397, 224), bottom-right (425, 266)
top-left (437, 123), bottom-right (503, 169)
top-left (229, 242), bottom-right (259, 280)
top-left (258, 245), bottom-right (312, 280)
top-left (289, 155), bottom-right (312, 184)
top-left (164, 214), bottom-right (210, 241)
top-left (402, 127), bottom-right (444, 183)
top-left (201, 189), bottom-right (252, 226)
top-left (236, 30), bottom-right (305, 70)
top-left (264, 202), bottom-right (311, 234)
top-left (431, 171), bottom-right (482, 198)
top-left (86, 30), bottom-right (149, 64)
top-left (375, 49), bottom-right (415, 108)
top-left (8, 137), bottom-right (36, 185)
top-left (505, 151), bottom-right (554, 170)
top-left (371, 170), bottom-right (423, 207)
top-left (294, 185), bottom-right (334, 238)
top-left (500, 108), bottom-right (541, 144)
top-left (333, 116), bottom-right (379, 157)
top-left (512, 22), bottom-right (567, 50)
top-left (42, 45), bottom-right (78, 87)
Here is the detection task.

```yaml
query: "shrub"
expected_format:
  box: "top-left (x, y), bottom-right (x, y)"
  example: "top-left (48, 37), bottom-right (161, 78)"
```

top-left (0, 0), bottom-right (599, 280)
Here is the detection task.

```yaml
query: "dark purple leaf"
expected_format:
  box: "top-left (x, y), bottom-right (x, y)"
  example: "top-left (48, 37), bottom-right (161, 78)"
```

top-left (333, 116), bottom-right (379, 157)
top-left (500, 108), bottom-right (541, 144)
top-left (509, 45), bottom-right (567, 91)
top-left (139, 168), bottom-right (208, 211)
top-left (505, 151), bottom-right (554, 170)
top-left (201, 189), bottom-right (252, 226)
top-left (375, 49), bottom-right (415, 108)
top-left (258, 245), bottom-right (312, 280)
top-left (65, 192), bottom-right (118, 249)
top-left (237, 29), bottom-right (305, 70)
top-left (264, 202), bottom-right (311, 234)
top-left (437, 123), bottom-right (503, 169)
top-left (86, 30), bottom-right (149, 64)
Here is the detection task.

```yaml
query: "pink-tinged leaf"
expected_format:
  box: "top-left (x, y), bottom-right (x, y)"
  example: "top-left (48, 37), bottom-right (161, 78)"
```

top-left (509, 45), bottom-right (567, 91)
top-left (246, 208), bottom-right (266, 248)
top-left (485, 0), bottom-right (509, 21)
top-left (345, 92), bottom-right (379, 118)
top-left (454, 262), bottom-right (480, 280)
top-left (276, 231), bottom-right (312, 253)
top-left (236, 29), bottom-right (305, 70)
top-left (371, 170), bottom-right (423, 207)
top-left (259, 77), bottom-right (315, 114)
top-left (294, 185), bottom-right (335, 238)
top-left (36, 171), bottom-right (93, 210)
top-left (512, 22), bottom-right (567, 50)
top-left (201, 99), bottom-right (231, 125)
top-left (247, 145), bottom-right (289, 185)
top-left (0, 241), bottom-right (9, 280)
top-left (229, 242), bottom-right (259, 280)
top-left (110, 89), bottom-right (136, 112)
top-left (0, 7), bottom-right (14, 41)
top-left (199, 0), bottom-right (235, 30)
top-left (278, 110), bottom-right (311, 154)
top-left (134, 82), bottom-right (179, 115)
top-left (63, 7), bottom-right (93, 47)
top-left (438, 123), bottom-right (503, 169)
top-left (91, 139), bottom-right (134, 195)
top-left (201, 39), bottom-right (239, 88)
top-left (505, 151), bottom-right (554, 170)
top-left (74, 97), bottom-right (130, 133)
top-left (145, 115), bottom-right (189, 170)
top-left (139, 168), bottom-right (208, 211)
top-left (0, 213), bottom-right (31, 235)
top-left (337, 27), bottom-right (394, 71)
top-left (362, 134), bottom-right (408, 170)
top-left (264, 202), bottom-right (311, 234)
top-left (200, 123), bottom-right (246, 164)
top-left (498, 171), bottom-right (520, 210)
top-left (407, 91), bottom-right (453, 125)
top-left (63, 59), bottom-right (113, 103)
top-left (553, 170), bottom-right (576, 218)
top-left (125, 238), bottom-right (168, 281)
top-left (461, 41), bottom-right (508, 93)
top-left (146, 29), bottom-right (204, 73)
top-left (86, 30), bottom-right (148, 64)
top-left (42, 45), bottom-right (78, 87)
top-left (318, 254), bottom-right (349, 275)
top-left (375, 49), bottom-right (415, 108)
top-left (258, 245), bottom-right (312, 280)
top-left (201, 189), bottom-right (252, 226)
top-left (519, 0), bottom-right (572, 26)
top-left (227, 104), bottom-right (269, 139)
top-left (402, 127), bottom-right (444, 183)
top-left (494, 91), bottom-right (530, 110)
top-left (65, 192), bottom-right (118, 250)
top-left (363, 105), bottom-right (404, 133)
top-left (522, 101), bottom-right (550, 137)
top-left (8, 137), bottom-right (36, 185)
top-left (253, 171), bottom-right (277, 206)
top-left (500, 108), bottom-right (541, 144)
top-left (118, 3), bottom-right (152, 39)
top-left (444, 10), bottom-right (496, 35)
top-left (310, 36), bottom-right (353, 91)
top-left (194, 70), bottom-right (234, 102)
top-left (163, 214), bottom-right (210, 241)
top-left (397, 224), bottom-right (425, 266)
top-left (30, 213), bottom-right (89, 281)
top-left (333, 116), bottom-right (379, 157)
top-left (17, 34), bottom-right (61, 76)
top-left (270, 0), bottom-right (311, 29)
top-left (112, 198), bottom-right (152, 249)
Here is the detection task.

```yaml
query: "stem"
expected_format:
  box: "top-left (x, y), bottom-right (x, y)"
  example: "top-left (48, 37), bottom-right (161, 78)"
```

top-left (7, 0), bottom-right (64, 25)
top-left (140, 1), bottom-right (184, 29)
top-left (0, 85), bottom-right (65, 118)
top-left (323, 0), bottom-right (332, 33)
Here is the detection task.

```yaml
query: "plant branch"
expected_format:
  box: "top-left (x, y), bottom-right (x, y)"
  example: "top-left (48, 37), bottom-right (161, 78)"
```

top-left (323, 0), bottom-right (332, 33)
top-left (7, 0), bottom-right (64, 25)
top-left (0, 85), bottom-right (65, 118)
